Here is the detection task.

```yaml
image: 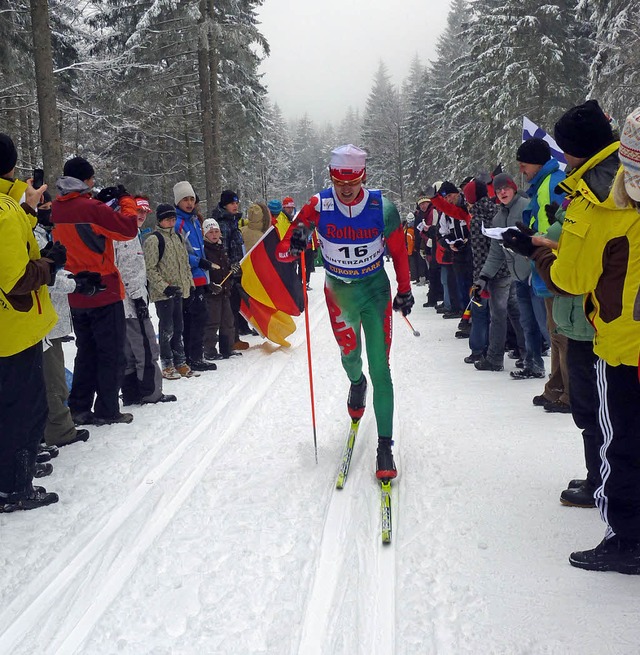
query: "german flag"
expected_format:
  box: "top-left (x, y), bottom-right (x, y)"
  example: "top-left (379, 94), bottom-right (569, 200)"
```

top-left (239, 226), bottom-right (304, 347)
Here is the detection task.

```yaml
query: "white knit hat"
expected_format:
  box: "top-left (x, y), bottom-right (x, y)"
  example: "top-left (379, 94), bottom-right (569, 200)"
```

top-left (173, 180), bottom-right (196, 205)
top-left (329, 144), bottom-right (367, 171)
top-left (619, 107), bottom-right (640, 202)
top-left (202, 218), bottom-right (220, 232)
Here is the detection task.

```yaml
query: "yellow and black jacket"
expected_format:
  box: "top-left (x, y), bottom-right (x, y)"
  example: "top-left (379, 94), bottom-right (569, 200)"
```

top-left (532, 142), bottom-right (640, 366)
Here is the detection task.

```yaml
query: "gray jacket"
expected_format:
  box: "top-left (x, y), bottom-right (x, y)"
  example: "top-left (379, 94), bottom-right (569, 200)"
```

top-left (114, 233), bottom-right (148, 319)
top-left (480, 195), bottom-right (530, 282)
top-left (143, 226), bottom-right (193, 303)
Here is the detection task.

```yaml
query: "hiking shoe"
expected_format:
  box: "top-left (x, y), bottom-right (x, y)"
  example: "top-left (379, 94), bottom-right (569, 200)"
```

top-left (71, 410), bottom-right (97, 426)
top-left (39, 444), bottom-right (59, 458)
top-left (94, 412), bottom-right (134, 426)
top-left (176, 364), bottom-right (199, 378)
top-left (436, 305), bottom-right (449, 314)
top-left (36, 450), bottom-right (52, 464)
top-left (376, 438), bottom-right (397, 481)
top-left (532, 394), bottom-right (550, 407)
top-left (0, 486), bottom-right (59, 513)
top-left (34, 462), bottom-right (53, 478)
top-left (188, 360), bottom-right (217, 372)
top-left (474, 357), bottom-right (504, 372)
top-left (58, 429), bottom-right (90, 446)
top-left (464, 353), bottom-right (483, 364)
top-left (347, 375), bottom-right (367, 420)
top-left (423, 300), bottom-right (437, 308)
top-left (545, 399), bottom-right (572, 414)
top-left (568, 478), bottom-right (587, 490)
top-left (560, 483), bottom-right (596, 508)
top-left (162, 366), bottom-right (181, 380)
top-left (507, 349), bottom-right (521, 360)
top-left (514, 358), bottom-right (524, 369)
top-left (233, 340), bottom-right (250, 350)
top-left (569, 536), bottom-right (640, 574)
top-left (510, 368), bottom-right (545, 380)
top-left (455, 330), bottom-right (470, 339)
top-left (443, 310), bottom-right (463, 319)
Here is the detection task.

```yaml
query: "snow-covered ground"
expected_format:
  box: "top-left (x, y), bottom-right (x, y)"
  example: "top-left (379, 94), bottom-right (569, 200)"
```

top-left (1, 265), bottom-right (639, 655)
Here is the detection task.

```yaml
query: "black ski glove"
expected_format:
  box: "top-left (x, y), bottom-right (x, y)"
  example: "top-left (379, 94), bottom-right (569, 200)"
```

top-left (545, 201), bottom-right (560, 226)
top-left (163, 285), bottom-right (181, 298)
top-left (134, 297), bottom-right (149, 320)
top-left (40, 241), bottom-right (67, 277)
top-left (289, 225), bottom-right (310, 257)
top-left (71, 271), bottom-right (106, 296)
top-left (198, 258), bottom-right (213, 271)
top-left (502, 228), bottom-right (536, 257)
top-left (392, 290), bottom-right (415, 316)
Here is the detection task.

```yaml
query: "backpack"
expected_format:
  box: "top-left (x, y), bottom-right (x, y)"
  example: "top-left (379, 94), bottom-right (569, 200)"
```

top-left (148, 230), bottom-right (184, 263)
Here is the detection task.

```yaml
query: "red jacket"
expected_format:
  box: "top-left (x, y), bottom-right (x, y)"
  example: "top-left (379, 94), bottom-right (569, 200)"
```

top-left (52, 189), bottom-right (138, 308)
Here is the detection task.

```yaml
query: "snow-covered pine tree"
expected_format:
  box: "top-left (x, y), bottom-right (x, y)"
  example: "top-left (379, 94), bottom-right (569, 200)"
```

top-left (445, 0), bottom-right (588, 179)
top-left (577, 0), bottom-right (640, 120)
top-left (361, 61), bottom-right (405, 205)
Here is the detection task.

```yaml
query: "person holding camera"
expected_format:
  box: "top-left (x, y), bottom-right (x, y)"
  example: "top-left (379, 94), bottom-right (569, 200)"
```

top-left (51, 157), bottom-right (139, 426)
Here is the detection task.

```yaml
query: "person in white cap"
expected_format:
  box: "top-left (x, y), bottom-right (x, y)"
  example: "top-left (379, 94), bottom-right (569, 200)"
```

top-left (277, 144), bottom-right (413, 480)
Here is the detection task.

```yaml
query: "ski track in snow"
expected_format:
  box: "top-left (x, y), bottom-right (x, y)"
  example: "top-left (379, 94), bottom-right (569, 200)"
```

top-left (0, 295), bottom-right (328, 655)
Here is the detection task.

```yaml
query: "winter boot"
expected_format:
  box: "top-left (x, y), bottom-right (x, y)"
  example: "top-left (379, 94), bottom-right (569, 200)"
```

top-left (94, 412), bottom-right (134, 426)
top-left (34, 462), bottom-right (53, 478)
top-left (188, 359), bottom-right (217, 372)
top-left (376, 438), bottom-right (397, 481)
top-left (142, 394), bottom-right (177, 404)
top-left (474, 357), bottom-right (504, 372)
top-left (0, 486), bottom-right (59, 513)
top-left (510, 368), bottom-right (545, 380)
top-left (569, 536), bottom-right (640, 574)
top-left (464, 353), bottom-right (483, 364)
top-left (544, 399), bottom-right (572, 414)
top-left (71, 410), bottom-right (97, 426)
top-left (347, 375), bottom-right (367, 420)
top-left (560, 481), bottom-right (596, 508)
top-left (39, 444), bottom-right (59, 459)
top-left (176, 364), bottom-right (199, 378)
top-left (162, 366), bottom-right (182, 380)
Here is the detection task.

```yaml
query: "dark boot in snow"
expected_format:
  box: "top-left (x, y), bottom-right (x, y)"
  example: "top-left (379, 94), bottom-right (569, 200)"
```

top-left (347, 375), bottom-right (367, 420)
top-left (376, 438), bottom-right (397, 481)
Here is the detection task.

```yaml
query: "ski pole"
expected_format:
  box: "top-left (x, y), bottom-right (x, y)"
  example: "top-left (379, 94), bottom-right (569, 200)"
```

top-left (403, 314), bottom-right (420, 337)
top-left (299, 252), bottom-right (318, 463)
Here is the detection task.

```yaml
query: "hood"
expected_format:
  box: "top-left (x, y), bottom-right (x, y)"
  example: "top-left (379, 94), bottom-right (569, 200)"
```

top-left (558, 142), bottom-right (621, 208)
top-left (56, 176), bottom-right (91, 196)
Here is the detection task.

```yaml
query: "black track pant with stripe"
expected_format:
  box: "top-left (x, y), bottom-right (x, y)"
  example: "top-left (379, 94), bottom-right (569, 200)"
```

top-left (595, 359), bottom-right (640, 540)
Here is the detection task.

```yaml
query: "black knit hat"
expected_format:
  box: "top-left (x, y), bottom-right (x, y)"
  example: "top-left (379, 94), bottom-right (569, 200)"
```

top-left (554, 99), bottom-right (614, 159)
top-left (516, 138), bottom-right (551, 165)
top-left (156, 203), bottom-right (177, 222)
top-left (439, 180), bottom-right (459, 196)
top-left (0, 133), bottom-right (18, 176)
top-left (220, 189), bottom-right (238, 207)
top-left (63, 156), bottom-right (95, 182)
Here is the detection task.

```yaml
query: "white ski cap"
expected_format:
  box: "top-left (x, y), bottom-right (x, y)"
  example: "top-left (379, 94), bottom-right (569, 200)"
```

top-left (202, 218), bottom-right (220, 232)
top-left (329, 144), bottom-right (367, 172)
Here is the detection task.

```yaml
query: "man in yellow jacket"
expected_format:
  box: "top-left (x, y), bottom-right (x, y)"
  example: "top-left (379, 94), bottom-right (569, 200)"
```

top-left (0, 134), bottom-right (62, 512)
top-left (503, 101), bottom-right (640, 574)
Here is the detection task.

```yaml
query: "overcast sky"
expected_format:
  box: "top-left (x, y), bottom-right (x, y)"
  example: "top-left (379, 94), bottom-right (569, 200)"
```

top-left (256, 0), bottom-right (450, 125)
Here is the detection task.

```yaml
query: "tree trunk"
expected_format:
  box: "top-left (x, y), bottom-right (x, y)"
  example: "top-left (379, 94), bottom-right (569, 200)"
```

top-left (198, 0), bottom-right (216, 214)
top-left (29, 0), bottom-right (63, 183)
top-left (207, 0), bottom-right (221, 195)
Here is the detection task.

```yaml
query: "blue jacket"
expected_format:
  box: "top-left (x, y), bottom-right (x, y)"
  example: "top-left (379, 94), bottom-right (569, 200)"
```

top-left (175, 207), bottom-right (208, 286)
top-left (523, 159), bottom-right (566, 233)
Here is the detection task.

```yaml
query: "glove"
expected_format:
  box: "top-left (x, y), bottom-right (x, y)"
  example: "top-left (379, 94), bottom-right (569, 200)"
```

top-left (289, 225), bottom-right (310, 256)
top-left (392, 290), bottom-right (415, 316)
top-left (452, 239), bottom-right (465, 250)
top-left (545, 201), bottom-right (560, 226)
top-left (71, 271), bottom-right (106, 296)
top-left (163, 285), bottom-right (181, 298)
top-left (471, 276), bottom-right (488, 302)
top-left (96, 185), bottom-right (129, 204)
top-left (40, 241), bottom-right (67, 270)
top-left (198, 258), bottom-right (213, 271)
top-left (515, 220), bottom-right (536, 236)
top-left (209, 283), bottom-right (223, 295)
top-left (133, 297), bottom-right (149, 320)
top-left (230, 263), bottom-right (241, 275)
top-left (502, 228), bottom-right (536, 257)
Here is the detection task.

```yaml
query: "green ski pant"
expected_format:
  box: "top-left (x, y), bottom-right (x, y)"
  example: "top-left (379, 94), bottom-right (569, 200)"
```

top-left (324, 270), bottom-right (394, 437)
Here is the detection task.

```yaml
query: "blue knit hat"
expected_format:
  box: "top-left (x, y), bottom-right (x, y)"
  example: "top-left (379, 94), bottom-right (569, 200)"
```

top-left (267, 199), bottom-right (283, 215)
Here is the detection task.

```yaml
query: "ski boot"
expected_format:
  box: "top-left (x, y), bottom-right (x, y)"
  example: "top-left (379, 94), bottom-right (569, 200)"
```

top-left (347, 375), bottom-right (367, 420)
top-left (376, 437), bottom-right (397, 481)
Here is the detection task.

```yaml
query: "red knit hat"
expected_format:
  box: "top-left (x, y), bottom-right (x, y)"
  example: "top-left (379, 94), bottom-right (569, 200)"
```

top-left (282, 196), bottom-right (295, 208)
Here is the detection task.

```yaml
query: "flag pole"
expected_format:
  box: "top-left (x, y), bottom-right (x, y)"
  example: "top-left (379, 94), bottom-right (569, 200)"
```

top-left (299, 252), bottom-right (318, 463)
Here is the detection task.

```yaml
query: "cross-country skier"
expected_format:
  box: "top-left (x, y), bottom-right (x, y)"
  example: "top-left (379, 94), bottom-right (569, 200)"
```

top-left (276, 144), bottom-right (413, 480)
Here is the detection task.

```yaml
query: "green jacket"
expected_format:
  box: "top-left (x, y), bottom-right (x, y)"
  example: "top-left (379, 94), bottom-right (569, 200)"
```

top-left (546, 215), bottom-right (594, 342)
